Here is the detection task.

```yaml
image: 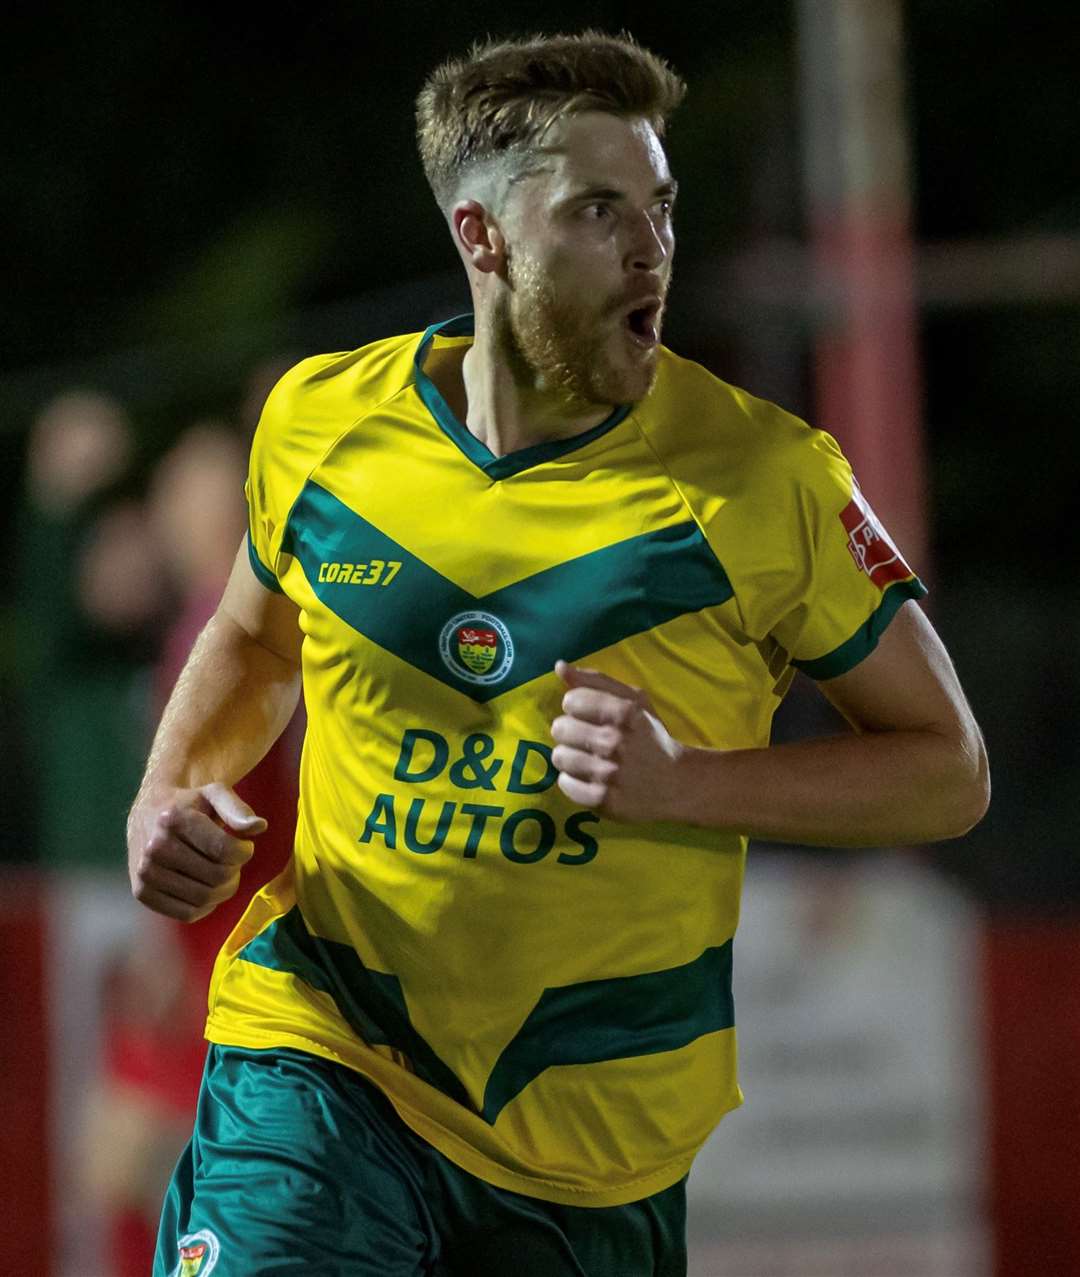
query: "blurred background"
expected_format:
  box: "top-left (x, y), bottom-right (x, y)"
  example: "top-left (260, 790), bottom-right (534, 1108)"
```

top-left (1, 1), bottom-right (1077, 1274)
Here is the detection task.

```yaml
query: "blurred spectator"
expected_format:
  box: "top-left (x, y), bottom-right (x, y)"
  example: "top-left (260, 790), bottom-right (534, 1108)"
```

top-left (81, 417), bottom-right (300, 1276)
top-left (78, 500), bottom-right (166, 637)
top-left (16, 390), bottom-right (166, 869)
top-left (148, 420), bottom-right (249, 681)
top-left (25, 390), bottom-right (132, 517)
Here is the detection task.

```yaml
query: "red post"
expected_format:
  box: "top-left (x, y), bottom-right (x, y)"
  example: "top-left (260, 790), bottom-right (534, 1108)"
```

top-left (797, 0), bottom-right (929, 580)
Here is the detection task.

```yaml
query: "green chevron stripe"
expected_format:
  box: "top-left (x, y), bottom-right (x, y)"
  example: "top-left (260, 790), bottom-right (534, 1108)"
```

top-left (481, 940), bottom-right (735, 1123)
top-left (238, 908), bottom-right (734, 1127)
top-left (792, 577), bottom-right (928, 680)
top-left (237, 906), bottom-right (471, 1108)
top-left (282, 481), bottom-right (733, 702)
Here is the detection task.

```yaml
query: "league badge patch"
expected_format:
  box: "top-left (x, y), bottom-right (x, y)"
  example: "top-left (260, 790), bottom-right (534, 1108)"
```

top-left (839, 484), bottom-right (914, 589)
top-left (174, 1230), bottom-right (220, 1276)
top-left (439, 610), bottom-right (514, 686)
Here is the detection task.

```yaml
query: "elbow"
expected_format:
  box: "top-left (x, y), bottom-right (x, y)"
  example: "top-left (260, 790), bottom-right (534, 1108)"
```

top-left (940, 728), bottom-right (991, 839)
top-left (950, 764), bottom-right (990, 838)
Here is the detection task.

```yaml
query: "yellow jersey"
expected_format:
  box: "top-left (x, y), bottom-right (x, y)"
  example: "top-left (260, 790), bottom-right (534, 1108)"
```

top-left (206, 313), bottom-right (926, 1207)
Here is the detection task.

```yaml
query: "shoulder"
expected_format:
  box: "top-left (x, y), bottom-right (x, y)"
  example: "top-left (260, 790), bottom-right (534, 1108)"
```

top-left (636, 347), bottom-right (853, 521)
top-left (246, 329), bottom-right (422, 533)
top-left (256, 329), bottom-right (422, 447)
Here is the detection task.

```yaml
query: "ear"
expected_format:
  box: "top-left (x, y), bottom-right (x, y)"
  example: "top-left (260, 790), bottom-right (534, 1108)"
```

top-left (451, 200), bottom-right (506, 275)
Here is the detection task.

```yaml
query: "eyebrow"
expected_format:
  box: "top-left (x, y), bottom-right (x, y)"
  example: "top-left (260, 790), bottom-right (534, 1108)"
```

top-left (562, 179), bottom-right (679, 205)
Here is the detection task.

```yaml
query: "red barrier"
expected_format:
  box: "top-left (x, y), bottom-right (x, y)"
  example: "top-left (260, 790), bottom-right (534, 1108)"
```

top-left (983, 916), bottom-right (1080, 1276)
top-left (0, 871), bottom-right (52, 1276)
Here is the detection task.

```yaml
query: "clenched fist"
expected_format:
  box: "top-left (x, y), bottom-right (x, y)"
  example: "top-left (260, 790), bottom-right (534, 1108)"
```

top-left (127, 782), bottom-right (266, 922)
top-left (550, 660), bottom-right (686, 822)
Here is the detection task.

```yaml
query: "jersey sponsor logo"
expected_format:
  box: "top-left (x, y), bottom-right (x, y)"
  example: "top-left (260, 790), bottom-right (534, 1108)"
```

top-left (173, 1230), bottom-right (220, 1276)
top-left (317, 558), bottom-right (402, 586)
top-left (839, 485), bottom-right (913, 589)
top-left (357, 729), bottom-right (600, 865)
top-left (439, 610), bottom-right (514, 685)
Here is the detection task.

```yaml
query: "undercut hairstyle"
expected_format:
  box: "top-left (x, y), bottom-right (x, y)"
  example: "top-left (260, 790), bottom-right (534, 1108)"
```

top-left (416, 30), bottom-right (687, 212)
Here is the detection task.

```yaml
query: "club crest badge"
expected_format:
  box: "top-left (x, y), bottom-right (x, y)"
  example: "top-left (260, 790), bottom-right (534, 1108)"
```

top-left (174, 1231), bottom-right (220, 1276)
top-left (458, 624), bottom-right (499, 674)
top-left (439, 610), bottom-right (514, 686)
top-left (180, 1246), bottom-right (206, 1277)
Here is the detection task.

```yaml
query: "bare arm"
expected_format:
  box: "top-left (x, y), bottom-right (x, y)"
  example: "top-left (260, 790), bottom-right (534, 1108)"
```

top-left (550, 600), bottom-right (990, 846)
top-left (127, 541), bottom-right (303, 920)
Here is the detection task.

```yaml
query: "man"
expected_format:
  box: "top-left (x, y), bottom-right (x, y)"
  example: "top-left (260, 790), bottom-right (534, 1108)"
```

top-left (129, 30), bottom-right (989, 1277)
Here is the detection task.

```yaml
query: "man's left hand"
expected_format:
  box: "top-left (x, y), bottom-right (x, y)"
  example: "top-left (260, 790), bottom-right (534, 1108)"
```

top-left (550, 660), bottom-right (686, 821)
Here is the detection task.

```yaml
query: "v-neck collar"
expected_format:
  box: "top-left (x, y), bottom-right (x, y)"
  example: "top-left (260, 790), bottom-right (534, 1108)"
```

top-left (413, 313), bottom-right (634, 481)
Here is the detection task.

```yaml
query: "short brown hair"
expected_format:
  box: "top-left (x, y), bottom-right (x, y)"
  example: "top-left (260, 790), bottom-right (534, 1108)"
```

top-left (416, 30), bottom-right (686, 210)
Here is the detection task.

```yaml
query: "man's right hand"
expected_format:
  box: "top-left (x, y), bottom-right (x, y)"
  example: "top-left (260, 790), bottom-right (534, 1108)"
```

top-left (127, 782), bottom-right (266, 922)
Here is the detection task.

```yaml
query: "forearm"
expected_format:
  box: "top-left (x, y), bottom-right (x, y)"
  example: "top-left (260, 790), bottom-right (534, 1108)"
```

top-left (137, 608), bottom-right (301, 799)
top-left (668, 727), bottom-right (989, 847)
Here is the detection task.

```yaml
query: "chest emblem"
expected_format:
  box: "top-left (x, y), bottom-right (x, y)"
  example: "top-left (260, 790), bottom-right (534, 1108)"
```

top-left (440, 610), bottom-right (514, 685)
top-left (285, 481), bottom-right (733, 702)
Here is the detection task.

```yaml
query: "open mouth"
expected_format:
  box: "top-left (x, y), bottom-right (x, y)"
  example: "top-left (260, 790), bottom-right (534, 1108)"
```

top-left (624, 301), bottom-right (661, 347)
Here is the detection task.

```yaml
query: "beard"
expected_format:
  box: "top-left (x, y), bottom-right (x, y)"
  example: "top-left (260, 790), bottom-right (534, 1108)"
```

top-left (495, 250), bottom-right (663, 411)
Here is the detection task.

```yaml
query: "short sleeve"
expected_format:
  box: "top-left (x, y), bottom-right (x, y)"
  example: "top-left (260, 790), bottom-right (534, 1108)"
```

top-left (768, 431), bottom-right (927, 680)
top-left (245, 439), bottom-right (283, 593)
top-left (243, 353), bottom-right (345, 595)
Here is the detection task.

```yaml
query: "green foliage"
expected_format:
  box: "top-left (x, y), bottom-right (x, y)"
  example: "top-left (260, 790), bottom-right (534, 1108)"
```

top-left (131, 206), bottom-right (334, 341)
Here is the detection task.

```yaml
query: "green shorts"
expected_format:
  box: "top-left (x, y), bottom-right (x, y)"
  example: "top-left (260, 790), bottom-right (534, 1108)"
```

top-left (154, 1045), bottom-right (687, 1277)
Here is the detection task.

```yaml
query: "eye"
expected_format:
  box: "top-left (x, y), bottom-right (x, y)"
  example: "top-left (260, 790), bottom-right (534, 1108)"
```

top-left (584, 203), bottom-right (611, 220)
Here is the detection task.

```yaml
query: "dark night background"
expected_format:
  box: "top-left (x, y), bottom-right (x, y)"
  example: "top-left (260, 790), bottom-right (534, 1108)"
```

top-left (2, 0), bottom-right (1079, 906)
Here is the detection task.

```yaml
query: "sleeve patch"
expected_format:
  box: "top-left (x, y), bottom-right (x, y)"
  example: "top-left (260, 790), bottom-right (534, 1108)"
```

top-left (840, 485), bottom-right (914, 589)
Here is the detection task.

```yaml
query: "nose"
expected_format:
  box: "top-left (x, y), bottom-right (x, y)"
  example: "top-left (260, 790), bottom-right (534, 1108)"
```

top-left (625, 207), bottom-right (669, 273)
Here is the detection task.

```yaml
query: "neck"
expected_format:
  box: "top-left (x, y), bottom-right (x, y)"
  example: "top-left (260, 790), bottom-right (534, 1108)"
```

top-left (457, 329), bottom-right (612, 459)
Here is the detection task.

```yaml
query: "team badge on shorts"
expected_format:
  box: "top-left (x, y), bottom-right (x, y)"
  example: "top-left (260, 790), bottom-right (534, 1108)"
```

top-left (174, 1230), bottom-right (220, 1276)
top-left (439, 610), bottom-right (514, 685)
